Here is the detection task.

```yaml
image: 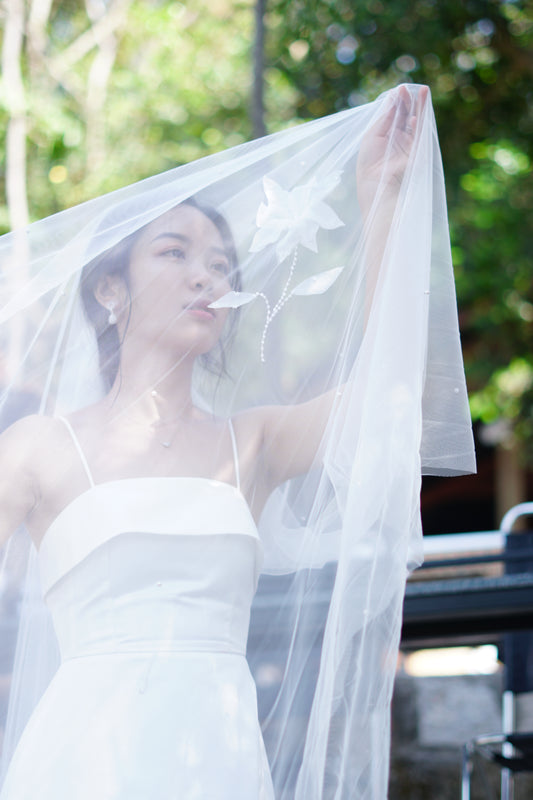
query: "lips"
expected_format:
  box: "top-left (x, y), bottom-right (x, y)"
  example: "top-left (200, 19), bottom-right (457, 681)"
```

top-left (185, 301), bottom-right (215, 319)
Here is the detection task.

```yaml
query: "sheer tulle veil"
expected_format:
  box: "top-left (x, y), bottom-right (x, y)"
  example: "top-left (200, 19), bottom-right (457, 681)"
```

top-left (0, 84), bottom-right (474, 799)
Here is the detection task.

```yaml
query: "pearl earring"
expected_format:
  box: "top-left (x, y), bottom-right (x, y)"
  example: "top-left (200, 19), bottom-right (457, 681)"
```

top-left (107, 304), bottom-right (117, 325)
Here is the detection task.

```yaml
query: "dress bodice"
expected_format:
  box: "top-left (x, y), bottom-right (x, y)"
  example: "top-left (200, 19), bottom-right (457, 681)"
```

top-left (3, 477), bottom-right (274, 800)
top-left (38, 478), bottom-right (262, 662)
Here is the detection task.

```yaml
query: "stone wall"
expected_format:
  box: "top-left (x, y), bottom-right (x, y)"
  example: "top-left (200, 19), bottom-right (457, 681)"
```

top-left (390, 673), bottom-right (533, 799)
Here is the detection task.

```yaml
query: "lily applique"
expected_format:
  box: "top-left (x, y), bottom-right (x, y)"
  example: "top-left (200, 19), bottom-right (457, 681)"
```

top-left (209, 174), bottom-right (345, 361)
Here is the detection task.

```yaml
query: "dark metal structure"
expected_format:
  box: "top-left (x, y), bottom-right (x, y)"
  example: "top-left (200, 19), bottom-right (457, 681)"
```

top-left (412, 502), bottom-right (533, 800)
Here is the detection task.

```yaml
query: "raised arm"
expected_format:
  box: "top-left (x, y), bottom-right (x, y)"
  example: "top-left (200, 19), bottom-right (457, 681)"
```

top-left (255, 87), bottom-right (430, 488)
top-left (247, 388), bottom-right (341, 489)
top-left (357, 84), bottom-right (429, 319)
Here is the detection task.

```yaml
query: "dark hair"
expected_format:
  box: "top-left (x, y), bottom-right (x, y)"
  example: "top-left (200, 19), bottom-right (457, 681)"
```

top-left (80, 198), bottom-right (241, 391)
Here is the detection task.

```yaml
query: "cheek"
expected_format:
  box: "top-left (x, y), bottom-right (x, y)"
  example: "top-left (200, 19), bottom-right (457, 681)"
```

top-left (127, 285), bottom-right (182, 333)
top-left (136, 274), bottom-right (185, 311)
top-left (213, 277), bottom-right (231, 297)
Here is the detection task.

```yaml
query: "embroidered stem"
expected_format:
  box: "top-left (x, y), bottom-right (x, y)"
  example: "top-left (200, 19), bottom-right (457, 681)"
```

top-left (259, 248), bottom-right (299, 362)
top-left (272, 248), bottom-right (298, 317)
top-left (256, 293), bottom-right (271, 363)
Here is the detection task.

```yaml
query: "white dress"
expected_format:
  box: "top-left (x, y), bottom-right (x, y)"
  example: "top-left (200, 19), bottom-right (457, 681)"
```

top-left (0, 421), bottom-right (274, 800)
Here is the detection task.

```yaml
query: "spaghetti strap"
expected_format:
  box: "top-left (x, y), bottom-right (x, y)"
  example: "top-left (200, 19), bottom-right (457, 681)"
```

top-left (227, 419), bottom-right (241, 492)
top-left (57, 416), bottom-right (95, 488)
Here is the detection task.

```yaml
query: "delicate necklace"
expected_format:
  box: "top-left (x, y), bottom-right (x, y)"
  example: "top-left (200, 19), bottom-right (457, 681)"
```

top-left (149, 419), bottom-right (182, 449)
top-left (156, 436), bottom-right (174, 449)
top-left (122, 414), bottom-right (180, 448)
top-left (126, 389), bottom-right (194, 449)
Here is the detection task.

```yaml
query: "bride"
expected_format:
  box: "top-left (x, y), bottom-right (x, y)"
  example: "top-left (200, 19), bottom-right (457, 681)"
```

top-left (0, 197), bottom-right (340, 546)
top-left (0, 84), bottom-right (474, 799)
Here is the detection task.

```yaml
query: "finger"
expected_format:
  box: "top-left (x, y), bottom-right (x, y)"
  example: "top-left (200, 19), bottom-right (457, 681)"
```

top-left (405, 86), bottom-right (429, 135)
top-left (396, 85), bottom-right (413, 130)
top-left (373, 102), bottom-right (397, 137)
top-left (374, 84), bottom-right (427, 138)
top-left (398, 84), bottom-right (412, 109)
top-left (415, 85), bottom-right (429, 120)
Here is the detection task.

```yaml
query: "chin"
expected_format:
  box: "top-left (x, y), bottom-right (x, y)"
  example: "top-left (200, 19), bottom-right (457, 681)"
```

top-left (169, 332), bottom-right (221, 360)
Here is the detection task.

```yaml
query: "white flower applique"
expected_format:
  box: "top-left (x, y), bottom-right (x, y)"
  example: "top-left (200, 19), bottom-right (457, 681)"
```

top-left (209, 173), bottom-right (345, 361)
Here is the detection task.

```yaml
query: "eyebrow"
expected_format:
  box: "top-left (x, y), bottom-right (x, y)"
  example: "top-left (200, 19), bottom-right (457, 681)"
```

top-left (151, 232), bottom-right (229, 258)
top-left (151, 232), bottom-right (189, 244)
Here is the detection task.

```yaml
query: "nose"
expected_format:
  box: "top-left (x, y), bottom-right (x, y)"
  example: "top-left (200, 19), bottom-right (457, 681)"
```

top-left (187, 259), bottom-right (211, 289)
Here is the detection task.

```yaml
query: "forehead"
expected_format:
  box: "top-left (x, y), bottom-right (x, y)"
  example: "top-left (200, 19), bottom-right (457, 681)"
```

top-left (138, 205), bottom-right (225, 248)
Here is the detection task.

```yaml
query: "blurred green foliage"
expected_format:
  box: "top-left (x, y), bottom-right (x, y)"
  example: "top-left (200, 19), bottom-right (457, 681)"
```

top-left (0, 0), bottom-right (532, 458)
top-left (0, 0), bottom-right (256, 222)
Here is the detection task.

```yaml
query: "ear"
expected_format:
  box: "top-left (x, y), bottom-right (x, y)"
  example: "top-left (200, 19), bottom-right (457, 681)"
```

top-left (94, 274), bottom-right (128, 317)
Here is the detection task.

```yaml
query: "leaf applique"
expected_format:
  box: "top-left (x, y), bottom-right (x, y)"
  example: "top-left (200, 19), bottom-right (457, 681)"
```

top-left (208, 291), bottom-right (258, 309)
top-left (291, 267), bottom-right (344, 297)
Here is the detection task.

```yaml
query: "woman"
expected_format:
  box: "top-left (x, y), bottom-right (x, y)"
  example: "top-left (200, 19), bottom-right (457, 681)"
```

top-left (0, 85), bottom-right (474, 798)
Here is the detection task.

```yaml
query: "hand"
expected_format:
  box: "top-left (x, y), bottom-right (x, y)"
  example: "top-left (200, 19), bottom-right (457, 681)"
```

top-left (356, 84), bottom-right (429, 217)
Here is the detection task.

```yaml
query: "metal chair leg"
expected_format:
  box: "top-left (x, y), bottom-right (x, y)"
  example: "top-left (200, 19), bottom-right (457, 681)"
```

top-left (501, 690), bottom-right (515, 800)
top-left (461, 742), bottom-right (473, 800)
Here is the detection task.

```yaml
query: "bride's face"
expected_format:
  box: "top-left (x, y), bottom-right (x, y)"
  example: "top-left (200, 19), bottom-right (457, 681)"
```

top-left (121, 204), bottom-right (233, 356)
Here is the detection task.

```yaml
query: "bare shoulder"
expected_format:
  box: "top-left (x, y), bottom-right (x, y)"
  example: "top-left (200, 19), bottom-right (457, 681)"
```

top-left (0, 416), bottom-right (71, 546)
top-left (0, 415), bottom-right (72, 480)
top-left (231, 403), bottom-right (297, 453)
top-left (0, 412), bottom-right (66, 447)
top-left (231, 395), bottom-right (328, 487)
top-left (230, 405), bottom-right (273, 445)
top-left (232, 402), bottom-right (297, 436)
top-left (0, 413), bottom-right (55, 453)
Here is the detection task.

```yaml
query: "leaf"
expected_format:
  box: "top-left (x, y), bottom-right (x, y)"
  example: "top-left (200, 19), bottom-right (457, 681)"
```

top-left (208, 291), bottom-right (258, 309)
top-left (291, 267), bottom-right (344, 297)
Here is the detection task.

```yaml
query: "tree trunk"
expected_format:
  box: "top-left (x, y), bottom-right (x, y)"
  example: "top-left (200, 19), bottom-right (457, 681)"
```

top-left (251, 0), bottom-right (267, 139)
top-left (3, 0), bottom-right (29, 232)
top-left (2, 0), bottom-right (30, 381)
top-left (84, 0), bottom-right (132, 172)
top-left (496, 441), bottom-right (527, 528)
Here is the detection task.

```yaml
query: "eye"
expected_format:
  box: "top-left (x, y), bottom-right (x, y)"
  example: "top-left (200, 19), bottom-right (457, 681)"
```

top-left (165, 247), bottom-right (186, 259)
top-left (211, 260), bottom-right (230, 275)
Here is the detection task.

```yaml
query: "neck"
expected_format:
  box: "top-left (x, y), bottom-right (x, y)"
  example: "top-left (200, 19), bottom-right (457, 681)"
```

top-left (104, 342), bottom-right (198, 425)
